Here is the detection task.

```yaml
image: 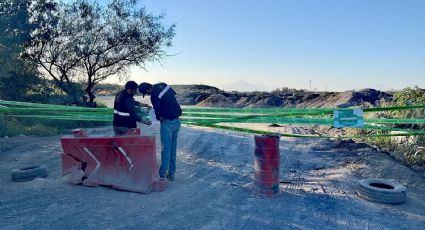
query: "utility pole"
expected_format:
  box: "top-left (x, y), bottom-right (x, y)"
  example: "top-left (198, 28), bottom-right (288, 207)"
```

top-left (309, 80), bottom-right (312, 92)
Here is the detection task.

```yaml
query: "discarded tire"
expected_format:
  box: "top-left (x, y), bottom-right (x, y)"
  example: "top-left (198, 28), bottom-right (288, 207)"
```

top-left (11, 165), bottom-right (48, 182)
top-left (357, 178), bottom-right (406, 205)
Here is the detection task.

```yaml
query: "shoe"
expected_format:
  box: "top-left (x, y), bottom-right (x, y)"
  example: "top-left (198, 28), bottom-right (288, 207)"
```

top-left (166, 174), bottom-right (175, 181)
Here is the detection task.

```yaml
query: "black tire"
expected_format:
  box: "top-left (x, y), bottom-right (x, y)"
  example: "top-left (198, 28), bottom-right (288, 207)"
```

top-left (11, 165), bottom-right (48, 182)
top-left (357, 178), bottom-right (406, 205)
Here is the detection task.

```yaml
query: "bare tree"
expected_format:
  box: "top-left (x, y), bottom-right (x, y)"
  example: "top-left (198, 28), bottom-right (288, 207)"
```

top-left (26, 0), bottom-right (175, 105)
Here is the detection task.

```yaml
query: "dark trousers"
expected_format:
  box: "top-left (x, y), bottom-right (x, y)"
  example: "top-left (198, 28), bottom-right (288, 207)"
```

top-left (113, 126), bottom-right (130, 135)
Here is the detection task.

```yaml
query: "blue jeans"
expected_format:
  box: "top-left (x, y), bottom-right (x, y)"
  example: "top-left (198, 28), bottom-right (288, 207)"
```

top-left (159, 118), bottom-right (181, 178)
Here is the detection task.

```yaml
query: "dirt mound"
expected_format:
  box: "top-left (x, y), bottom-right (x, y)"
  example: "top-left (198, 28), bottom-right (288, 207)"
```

top-left (174, 85), bottom-right (392, 108)
top-left (196, 94), bottom-right (234, 107)
top-left (173, 85), bottom-right (221, 105)
top-left (243, 95), bottom-right (284, 108)
top-left (97, 83), bottom-right (391, 108)
top-left (295, 92), bottom-right (356, 108)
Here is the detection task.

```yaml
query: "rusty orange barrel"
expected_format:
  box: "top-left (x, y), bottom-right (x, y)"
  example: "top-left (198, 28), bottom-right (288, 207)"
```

top-left (254, 135), bottom-right (280, 198)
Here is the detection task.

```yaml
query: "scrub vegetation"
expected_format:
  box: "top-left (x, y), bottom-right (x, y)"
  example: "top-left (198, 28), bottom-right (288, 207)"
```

top-left (347, 87), bottom-right (425, 167)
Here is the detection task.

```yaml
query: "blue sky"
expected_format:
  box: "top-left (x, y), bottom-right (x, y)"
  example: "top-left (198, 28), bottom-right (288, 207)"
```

top-left (104, 0), bottom-right (425, 92)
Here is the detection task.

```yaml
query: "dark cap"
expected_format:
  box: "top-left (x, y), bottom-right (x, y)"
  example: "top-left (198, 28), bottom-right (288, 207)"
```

top-left (125, 81), bottom-right (138, 90)
top-left (138, 82), bottom-right (153, 97)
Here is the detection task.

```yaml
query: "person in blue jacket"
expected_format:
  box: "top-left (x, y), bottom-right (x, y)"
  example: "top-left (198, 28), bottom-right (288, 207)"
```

top-left (139, 82), bottom-right (182, 181)
top-left (113, 81), bottom-right (151, 135)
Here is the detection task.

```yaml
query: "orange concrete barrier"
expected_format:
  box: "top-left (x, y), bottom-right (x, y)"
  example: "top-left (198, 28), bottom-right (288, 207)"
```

top-left (61, 128), bottom-right (165, 193)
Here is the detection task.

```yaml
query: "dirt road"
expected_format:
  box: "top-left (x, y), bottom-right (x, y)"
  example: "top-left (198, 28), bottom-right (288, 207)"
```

top-left (1, 124), bottom-right (425, 229)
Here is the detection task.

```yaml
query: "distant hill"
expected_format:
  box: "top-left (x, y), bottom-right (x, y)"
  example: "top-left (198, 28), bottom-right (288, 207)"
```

top-left (97, 83), bottom-right (392, 108)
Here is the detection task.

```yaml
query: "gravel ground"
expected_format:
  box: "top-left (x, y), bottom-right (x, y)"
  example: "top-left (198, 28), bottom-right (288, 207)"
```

top-left (1, 123), bottom-right (425, 230)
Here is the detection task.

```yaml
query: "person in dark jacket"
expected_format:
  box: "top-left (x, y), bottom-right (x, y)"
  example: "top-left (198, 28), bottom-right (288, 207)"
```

top-left (139, 82), bottom-right (182, 180)
top-left (113, 81), bottom-right (151, 135)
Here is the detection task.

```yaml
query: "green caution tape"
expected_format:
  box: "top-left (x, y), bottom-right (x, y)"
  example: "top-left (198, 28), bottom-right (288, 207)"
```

top-left (183, 104), bottom-right (425, 115)
top-left (186, 123), bottom-right (425, 139)
top-left (1, 99), bottom-right (425, 138)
